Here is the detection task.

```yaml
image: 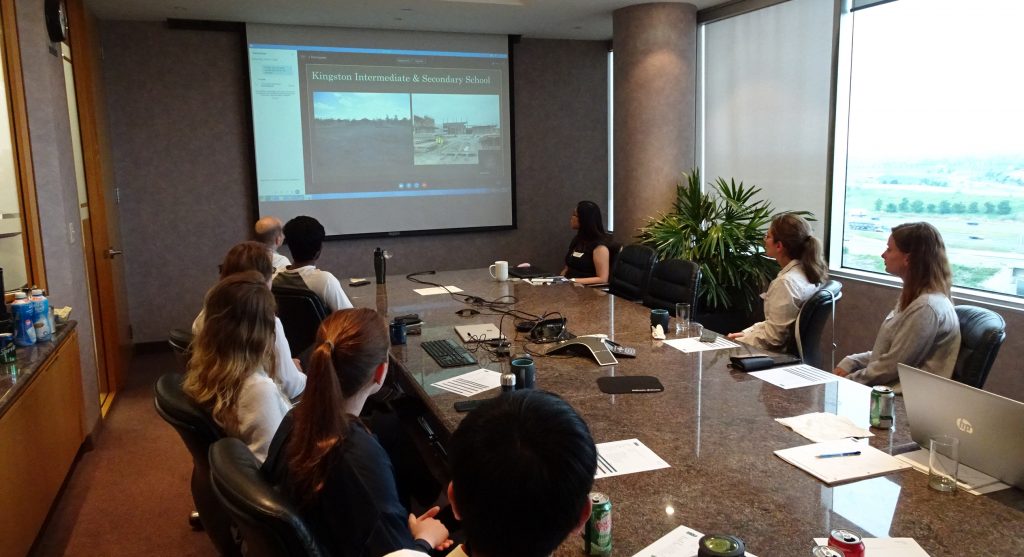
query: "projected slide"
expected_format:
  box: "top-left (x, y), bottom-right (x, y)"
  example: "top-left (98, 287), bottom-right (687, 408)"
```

top-left (247, 25), bottom-right (514, 237)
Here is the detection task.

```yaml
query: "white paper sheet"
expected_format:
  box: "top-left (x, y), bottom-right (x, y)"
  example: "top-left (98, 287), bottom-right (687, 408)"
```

top-left (663, 336), bottom-right (739, 353)
top-left (632, 525), bottom-right (757, 557)
top-left (776, 412), bottom-right (874, 442)
top-left (430, 368), bottom-right (501, 397)
top-left (595, 439), bottom-right (670, 479)
top-left (413, 286), bottom-right (463, 296)
top-left (774, 439), bottom-right (911, 485)
top-left (813, 538), bottom-right (930, 556)
top-left (749, 364), bottom-right (839, 389)
top-left (895, 448), bottom-right (1010, 495)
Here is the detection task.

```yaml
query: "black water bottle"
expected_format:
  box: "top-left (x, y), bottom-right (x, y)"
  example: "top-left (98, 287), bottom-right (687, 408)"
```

top-left (374, 247), bottom-right (386, 284)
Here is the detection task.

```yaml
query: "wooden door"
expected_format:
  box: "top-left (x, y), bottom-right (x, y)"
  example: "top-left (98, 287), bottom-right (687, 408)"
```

top-left (66, 0), bottom-right (131, 407)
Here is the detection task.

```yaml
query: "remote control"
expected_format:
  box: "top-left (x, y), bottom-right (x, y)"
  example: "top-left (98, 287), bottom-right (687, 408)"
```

top-left (605, 341), bottom-right (637, 358)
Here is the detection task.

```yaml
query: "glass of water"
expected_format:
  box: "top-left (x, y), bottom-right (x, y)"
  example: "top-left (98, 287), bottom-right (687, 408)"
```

top-left (675, 303), bottom-right (691, 334)
top-left (928, 435), bottom-right (959, 493)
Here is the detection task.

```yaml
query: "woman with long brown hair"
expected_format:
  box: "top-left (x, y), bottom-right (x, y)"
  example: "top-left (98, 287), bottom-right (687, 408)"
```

top-left (728, 213), bottom-right (826, 350)
top-left (834, 222), bottom-right (960, 388)
top-left (183, 271), bottom-right (298, 462)
top-left (263, 308), bottom-right (450, 557)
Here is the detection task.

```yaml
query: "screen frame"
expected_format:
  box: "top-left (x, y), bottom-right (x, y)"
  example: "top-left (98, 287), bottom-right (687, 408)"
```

top-left (243, 26), bottom-right (519, 241)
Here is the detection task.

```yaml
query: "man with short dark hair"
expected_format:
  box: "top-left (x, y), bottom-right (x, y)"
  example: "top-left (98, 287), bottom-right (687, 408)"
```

top-left (254, 216), bottom-right (290, 270)
top-left (273, 216), bottom-right (352, 312)
top-left (386, 390), bottom-right (598, 557)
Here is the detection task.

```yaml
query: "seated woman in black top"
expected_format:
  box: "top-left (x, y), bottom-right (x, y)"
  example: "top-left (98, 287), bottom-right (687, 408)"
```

top-left (262, 308), bottom-right (450, 557)
top-left (560, 200), bottom-right (612, 285)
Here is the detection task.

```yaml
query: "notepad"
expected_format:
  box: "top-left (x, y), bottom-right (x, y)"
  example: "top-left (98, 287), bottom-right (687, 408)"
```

top-left (414, 286), bottom-right (463, 295)
top-left (774, 439), bottom-right (910, 485)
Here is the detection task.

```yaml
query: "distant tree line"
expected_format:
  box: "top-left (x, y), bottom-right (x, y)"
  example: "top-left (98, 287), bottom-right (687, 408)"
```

top-left (874, 198), bottom-right (1012, 215)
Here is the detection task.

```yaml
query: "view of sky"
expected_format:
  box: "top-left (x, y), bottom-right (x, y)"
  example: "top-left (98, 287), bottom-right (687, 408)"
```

top-left (313, 92), bottom-right (410, 121)
top-left (846, 0), bottom-right (1024, 161)
top-left (412, 94), bottom-right (499, 126)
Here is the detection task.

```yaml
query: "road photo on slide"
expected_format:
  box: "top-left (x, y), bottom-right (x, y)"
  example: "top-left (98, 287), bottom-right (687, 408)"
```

top-left (310, 92), bottom-right (412, 183)
top-left (412, 94), bottom-right (500, 166)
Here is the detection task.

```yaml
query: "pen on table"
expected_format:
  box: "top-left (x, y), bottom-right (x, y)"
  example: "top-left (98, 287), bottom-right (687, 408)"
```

top-left (815, 450), bottom-right (862, 459)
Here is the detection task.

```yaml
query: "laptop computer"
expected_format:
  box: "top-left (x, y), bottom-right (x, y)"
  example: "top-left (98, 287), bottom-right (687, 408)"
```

top-left (454, 323), bottom-right (505, 343)
top-left (508, 265), bottom-right (554, 279)
top-left (898, 363), bottom-right (1024, 489)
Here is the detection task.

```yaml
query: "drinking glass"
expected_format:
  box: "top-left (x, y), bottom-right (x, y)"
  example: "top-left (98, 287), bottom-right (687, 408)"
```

top-left (928, 435), bottom-right (959, 493)
top-left (675, 303), bottom-right (691, 334)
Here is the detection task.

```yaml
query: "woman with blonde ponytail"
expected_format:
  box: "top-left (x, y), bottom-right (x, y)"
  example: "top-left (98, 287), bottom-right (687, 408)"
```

top-left (728, 213), bottom-right (827, 351)
top-left (263, 309), bottom-right (451, 557)
top-left (183, 271), bottom-right (297, 463)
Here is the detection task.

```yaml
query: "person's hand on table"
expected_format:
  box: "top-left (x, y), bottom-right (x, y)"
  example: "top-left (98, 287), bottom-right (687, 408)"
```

top-left (726, 332), bottom-right (743, 340)
top-left (409, 506), bottom-right (452, 551)
top-left (833, 367), bottom-right (849, 377)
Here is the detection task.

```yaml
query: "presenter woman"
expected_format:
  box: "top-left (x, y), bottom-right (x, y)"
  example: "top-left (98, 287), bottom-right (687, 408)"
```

top-left (727, 213), bottom-right (826, 351)
top-left (263, 309), bottom-right (451, 557)
top-left (833, 222), bottom-right (960, 389)
top-left (560, 200), bottom-right (612, 285)
top-left (184, 271), bottom-right (300, 463)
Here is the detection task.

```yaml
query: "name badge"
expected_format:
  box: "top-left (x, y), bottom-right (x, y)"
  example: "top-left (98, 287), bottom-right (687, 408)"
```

top-left (572, 251), bottom-right (584, 258)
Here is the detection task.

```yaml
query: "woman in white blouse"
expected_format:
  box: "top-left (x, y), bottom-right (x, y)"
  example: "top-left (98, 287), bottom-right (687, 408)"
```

top-left (727, 213), bottom-right (826, 351)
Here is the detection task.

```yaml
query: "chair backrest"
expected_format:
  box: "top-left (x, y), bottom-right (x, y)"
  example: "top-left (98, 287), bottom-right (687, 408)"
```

top-left (642, 258), bottom-right (702, 314)
top-left (607, 244), bottom-right (657, 301)
top-left (210, 438), bottom-right (325, 557)
top-left (168, 328), bottom-right (195, 355)
top-left (154, 373), bottom-right (241, 556)
top-left (952, 305), bottom-right (1006, 389)
top-left (793, 280), bottom-right (843, 370)
top-left (272, 285), bottom-right (330, 355)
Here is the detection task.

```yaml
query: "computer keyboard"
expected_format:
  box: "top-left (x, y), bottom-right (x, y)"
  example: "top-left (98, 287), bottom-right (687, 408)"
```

top-left (421, 339), bottom-right (478, 368)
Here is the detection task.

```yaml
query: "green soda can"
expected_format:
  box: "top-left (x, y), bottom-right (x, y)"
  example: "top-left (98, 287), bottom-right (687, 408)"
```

top-left (583, 492), bottom-right (612, 556)
top-left (870, 386), bottom-right (895, 429)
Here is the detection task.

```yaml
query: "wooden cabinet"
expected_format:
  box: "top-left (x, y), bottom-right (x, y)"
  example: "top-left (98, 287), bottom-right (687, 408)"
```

top-left (0, 330), bottom-right (84, 557)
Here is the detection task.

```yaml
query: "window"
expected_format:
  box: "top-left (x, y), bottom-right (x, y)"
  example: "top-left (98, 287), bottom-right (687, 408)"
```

top-left (833, 0), bottom-right (1024, 298)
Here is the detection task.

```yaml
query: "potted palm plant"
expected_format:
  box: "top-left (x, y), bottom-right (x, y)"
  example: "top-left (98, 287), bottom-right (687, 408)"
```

top-left (638, 169), bottom-right (810, 332)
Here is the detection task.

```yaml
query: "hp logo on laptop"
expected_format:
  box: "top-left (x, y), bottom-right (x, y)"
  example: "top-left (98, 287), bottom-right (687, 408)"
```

top-left (956, 418), bottom-right (974, 434)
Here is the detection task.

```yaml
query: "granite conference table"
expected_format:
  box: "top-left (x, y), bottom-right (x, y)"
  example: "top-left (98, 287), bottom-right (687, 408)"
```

top-left (349, 268), bottom-right (1024, 556)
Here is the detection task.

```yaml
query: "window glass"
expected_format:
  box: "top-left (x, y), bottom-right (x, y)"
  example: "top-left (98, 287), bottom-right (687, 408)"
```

top-left (0, 15), bottom-right (30, 290)
top-left (839, 0), bottom-right (1024, 297)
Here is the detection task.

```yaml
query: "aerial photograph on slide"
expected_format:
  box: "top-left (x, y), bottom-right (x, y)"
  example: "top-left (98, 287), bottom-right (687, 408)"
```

top-left (310, 92), bottom-right (412, 184)
top-left (412, 94), bottom-right (500, 166)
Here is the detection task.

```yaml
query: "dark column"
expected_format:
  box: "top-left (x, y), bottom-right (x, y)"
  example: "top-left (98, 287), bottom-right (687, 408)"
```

top-left (613, 3), bottom-right (697, 240)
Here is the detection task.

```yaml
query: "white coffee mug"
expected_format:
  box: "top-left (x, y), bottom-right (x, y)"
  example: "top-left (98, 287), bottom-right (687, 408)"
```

top-left (489, 260), bottom-right (509, 281)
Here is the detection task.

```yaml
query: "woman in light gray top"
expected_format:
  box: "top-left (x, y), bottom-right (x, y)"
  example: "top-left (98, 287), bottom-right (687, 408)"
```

top-left (834, 222), bottom-right (960, 390)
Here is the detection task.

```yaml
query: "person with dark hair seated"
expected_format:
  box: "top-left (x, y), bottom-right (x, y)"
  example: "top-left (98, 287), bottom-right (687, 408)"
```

top-left (834, 222), bottom-right (960, 390)
top-left (262, 308), bottom-right (451, 557)
top-left (560, 200), bottom-right (613, 285)
top-left (385, 390), bottom-right (599, 557)
top-left (274, 215), bottom-right (353, 312)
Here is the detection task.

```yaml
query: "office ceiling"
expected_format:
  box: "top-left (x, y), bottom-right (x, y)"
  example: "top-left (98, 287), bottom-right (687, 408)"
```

top-left (85, 0), bottom-right (728, 41)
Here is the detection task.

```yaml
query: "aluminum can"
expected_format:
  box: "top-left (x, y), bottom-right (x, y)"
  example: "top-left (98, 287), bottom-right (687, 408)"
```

top-left (583, 492), bottom-right (612, 556)
top-left (0, 333), bottom-right (15, 363)
top-left (828, 529), bottom-right (866, 557)
top-left (870, 386), bottom-right (895, 429)
top-left (812, 545), bottom-right (845, 557)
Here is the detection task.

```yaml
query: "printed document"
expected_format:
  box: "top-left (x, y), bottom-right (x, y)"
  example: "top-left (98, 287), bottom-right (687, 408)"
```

top-left (663, 336), bottom-right (739, 353)
top-left (749, 364), bottom-right (839, 389)
top-left (414, 285), bottom-right (463, 296)
top-left (595, 439), bottom-right (670, 479)
top-left (775, 412), bottom-right (874, 443)
top-left (431, 368), bottom-right (501, 397)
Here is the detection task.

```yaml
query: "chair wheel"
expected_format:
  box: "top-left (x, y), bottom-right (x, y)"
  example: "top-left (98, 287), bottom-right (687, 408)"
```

top-left (189, 511), bottom-right (204, 531)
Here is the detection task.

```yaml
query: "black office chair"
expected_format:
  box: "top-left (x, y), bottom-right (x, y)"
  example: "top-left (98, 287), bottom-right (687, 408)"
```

top-left (642, 258), bottom-right (702, 315)
top-left (168, 328), bottom-right (195, 354)
top-left (607, 244), bottom-right (656, 302)
top-left (272, 285), bottom-right (330, 356)
top-left (792, 280), bottom-right (843, 370)
top-left (209, 438), bottom-right (325, 557)
top-left (154, 373), bottom-right (241, 557)
top-left (952, 305), bottom-right (1006, 389)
